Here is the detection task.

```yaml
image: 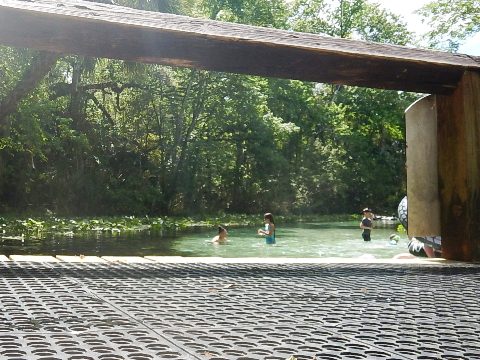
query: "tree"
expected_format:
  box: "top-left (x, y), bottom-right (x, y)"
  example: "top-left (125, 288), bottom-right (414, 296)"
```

top-left (282, 0), bottom-right (417, 213)
top-left (199, 0), bottom-right (288, 26)
top-left (289, 0), bottom-right (412, 44)
top-left (418, 0), bottom-right (480, 51)
top-left (0, 51), bottom-right (59, 133)
top-left (0, 0), bottom-right (421, 216)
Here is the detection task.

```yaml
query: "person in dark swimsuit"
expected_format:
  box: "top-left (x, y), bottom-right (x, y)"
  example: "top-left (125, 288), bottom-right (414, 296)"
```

top-left (360, 208), bottom-right (373, 241)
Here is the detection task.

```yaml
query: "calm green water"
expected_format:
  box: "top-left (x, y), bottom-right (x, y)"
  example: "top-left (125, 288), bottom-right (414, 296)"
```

top-left (172, 222), bottom-right (408, 258)
top-left (0, 221), bottom-right (408, 259)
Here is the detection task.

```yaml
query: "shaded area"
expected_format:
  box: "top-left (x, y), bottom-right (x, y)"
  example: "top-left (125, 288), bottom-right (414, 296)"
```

top-left (0, 230), bottom-right (180, 257)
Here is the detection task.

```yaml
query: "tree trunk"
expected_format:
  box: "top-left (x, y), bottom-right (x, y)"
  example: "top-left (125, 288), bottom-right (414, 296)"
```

top-left (0, 51), bottom-right (59, 131)
top-left (231, 139), bottom-right (246, 212)
top-left (69, 57), bottom-right (88, 132)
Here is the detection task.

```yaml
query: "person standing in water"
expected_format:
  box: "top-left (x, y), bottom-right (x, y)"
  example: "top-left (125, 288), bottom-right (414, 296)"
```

top-left (211, 226), bottom-right (228, 244)
top-left (360, 208), bottom-right (373, 242)
top-left (257, 213), bottom-right (276, 244)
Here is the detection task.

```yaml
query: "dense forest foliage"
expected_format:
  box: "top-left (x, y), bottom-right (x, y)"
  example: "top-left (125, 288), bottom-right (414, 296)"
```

top-left (0, 0), bottom-right (472, 217)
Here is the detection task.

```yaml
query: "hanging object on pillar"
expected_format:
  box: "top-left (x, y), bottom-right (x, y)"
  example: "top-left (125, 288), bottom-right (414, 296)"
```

top-left (397, 196), bottom-right (442, 257)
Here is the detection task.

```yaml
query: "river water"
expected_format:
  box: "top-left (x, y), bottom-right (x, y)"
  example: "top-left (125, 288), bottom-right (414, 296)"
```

top-left (171, 221), bottom-right (408, 258)
top-left (0, 221), bottom-right (409, 259)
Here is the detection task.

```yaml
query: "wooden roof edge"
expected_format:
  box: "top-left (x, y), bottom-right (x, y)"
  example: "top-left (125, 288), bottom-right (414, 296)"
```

top-left (1, 0), bottom-right (480, 71)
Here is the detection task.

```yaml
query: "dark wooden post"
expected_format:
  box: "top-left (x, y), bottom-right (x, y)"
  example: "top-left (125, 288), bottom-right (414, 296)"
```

top-left (437, 71), bottom-right (480, 261)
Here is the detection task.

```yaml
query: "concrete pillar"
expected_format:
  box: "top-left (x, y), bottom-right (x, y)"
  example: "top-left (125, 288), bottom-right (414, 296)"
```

top-left (405, 95), bottom-right (441, 238)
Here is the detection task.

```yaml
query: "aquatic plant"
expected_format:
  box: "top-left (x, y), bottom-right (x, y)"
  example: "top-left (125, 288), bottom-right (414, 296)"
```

top-left (0, 213), bottom-right (353, 239)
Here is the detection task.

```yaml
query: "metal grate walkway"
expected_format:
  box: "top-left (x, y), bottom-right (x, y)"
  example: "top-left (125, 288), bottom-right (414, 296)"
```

top-left (0, 260), bottom-right (479, 359)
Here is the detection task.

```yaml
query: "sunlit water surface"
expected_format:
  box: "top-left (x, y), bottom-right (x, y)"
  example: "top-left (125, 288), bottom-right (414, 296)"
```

top-left (0, 221), bottom-right (408, 259)
top-left (173, 222), bottom-right (407, 259)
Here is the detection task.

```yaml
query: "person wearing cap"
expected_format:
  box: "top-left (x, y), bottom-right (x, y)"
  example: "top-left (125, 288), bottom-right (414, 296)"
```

top-left (360, 208), bottom-right (374, 241)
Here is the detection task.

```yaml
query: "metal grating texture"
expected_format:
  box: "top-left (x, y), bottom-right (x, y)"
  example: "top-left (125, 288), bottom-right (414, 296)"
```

top-left (0, 260), bottom-right (479, 359)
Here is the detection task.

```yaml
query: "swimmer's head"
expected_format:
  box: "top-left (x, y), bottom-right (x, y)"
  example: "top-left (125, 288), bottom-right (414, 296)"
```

top-left (264, 213), bottom-right (274, 224)
top-left (389, 234), bottom-right (400, 242)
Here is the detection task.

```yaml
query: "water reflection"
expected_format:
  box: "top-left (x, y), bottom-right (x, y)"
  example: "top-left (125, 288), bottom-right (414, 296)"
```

top-left (0, 230), bottom-right (179, 256)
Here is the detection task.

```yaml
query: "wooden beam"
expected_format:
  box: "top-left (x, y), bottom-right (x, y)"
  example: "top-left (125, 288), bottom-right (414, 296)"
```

top-left (437, 71), bottom-right (480, 261)
top-left (0, 0), bottom-right (479, 94)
